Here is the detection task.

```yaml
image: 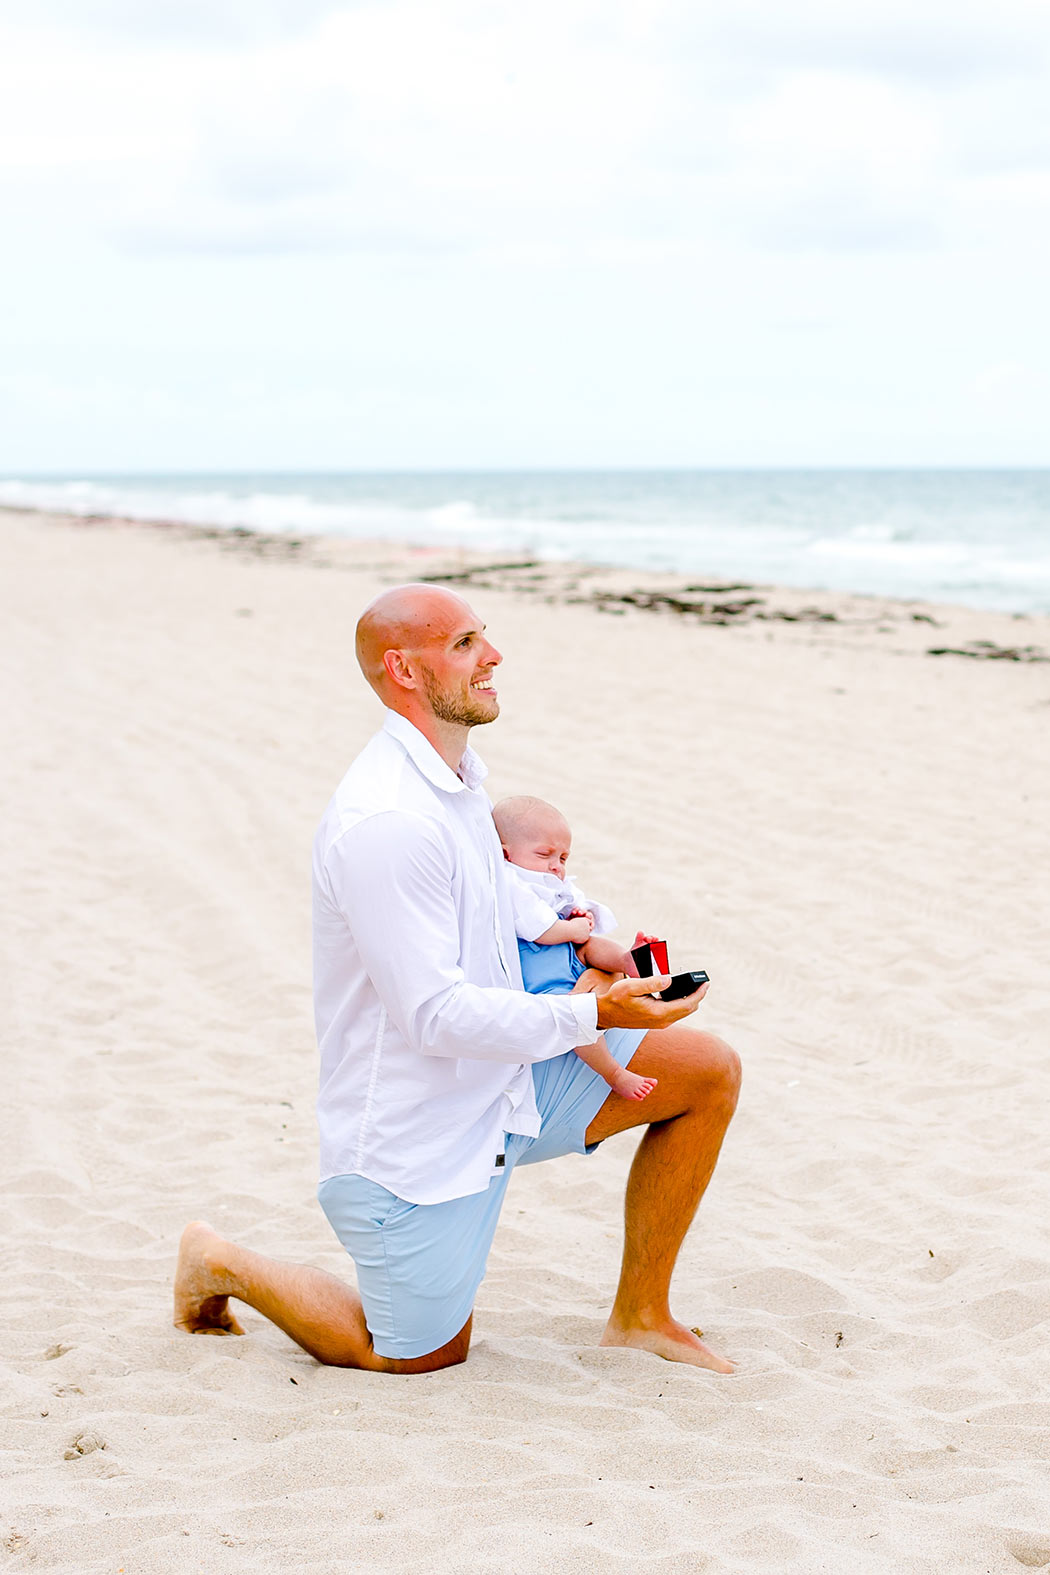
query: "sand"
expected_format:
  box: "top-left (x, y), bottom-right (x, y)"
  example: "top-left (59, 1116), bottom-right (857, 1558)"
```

top-left (3, 504), bottom-right (1049, 1574)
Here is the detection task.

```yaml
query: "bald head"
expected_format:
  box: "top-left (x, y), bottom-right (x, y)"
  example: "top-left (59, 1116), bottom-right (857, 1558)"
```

top-left (492, 795), bottom-right (565, 846)
top-left (355, 584), bottom-right (476, 699)
top-left (492, 794), bottom-right (573, 872)
top-left (354, 584), bottom-right (502, 749)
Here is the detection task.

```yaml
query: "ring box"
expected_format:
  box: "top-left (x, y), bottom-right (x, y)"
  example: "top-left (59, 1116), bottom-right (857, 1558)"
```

top-left (631, 940), bottom-right (708, 1000)
top-left (660, 969), bottom-right (709, 1000)
top-left (630, 940), bottom-right (669, 977)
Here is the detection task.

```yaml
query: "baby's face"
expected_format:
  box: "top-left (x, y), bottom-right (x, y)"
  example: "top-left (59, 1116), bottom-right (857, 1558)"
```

top-left (504, 813), bottom-right (572, 879)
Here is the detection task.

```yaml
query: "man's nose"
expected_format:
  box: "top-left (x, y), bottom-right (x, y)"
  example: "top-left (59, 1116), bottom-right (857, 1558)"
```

top-left (483, 639), bottom-right (502, 667)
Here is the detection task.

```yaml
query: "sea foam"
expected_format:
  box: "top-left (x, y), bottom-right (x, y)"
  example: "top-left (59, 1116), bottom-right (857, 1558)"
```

top-left (2, 470), bottom-right (1048, 613)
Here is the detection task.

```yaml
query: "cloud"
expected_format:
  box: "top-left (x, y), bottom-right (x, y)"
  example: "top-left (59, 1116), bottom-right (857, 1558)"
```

top-left (0, 0), bottom-right (1048, 266)
top-left (50, 2), bottom-right (673, 255)
top-left (709, 72), bottom-right (947, 253)
top-left (679, 0), bottom-right (1050, 86)
top-left (966, 359), bottom-right (1045, 401)
top-left (0, 0), bottom-right (350, 46)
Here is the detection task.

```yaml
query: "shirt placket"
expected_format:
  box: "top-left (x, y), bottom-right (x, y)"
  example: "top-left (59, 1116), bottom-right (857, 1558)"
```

top-left (466, 794), bottom-right (513, 987)
top-left (486, 843), bottom-right (515, 987)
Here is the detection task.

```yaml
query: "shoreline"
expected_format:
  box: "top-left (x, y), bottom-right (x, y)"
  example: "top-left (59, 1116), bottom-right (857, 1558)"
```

top-left (5, 502), bottom-right (1049, 665)
top-left (4, 466), bottom-right (1049, 624)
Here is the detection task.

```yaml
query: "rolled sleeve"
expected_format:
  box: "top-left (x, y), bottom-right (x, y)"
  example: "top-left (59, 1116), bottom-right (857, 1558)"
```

top-left (565, 990), bottom-right (599, 1045)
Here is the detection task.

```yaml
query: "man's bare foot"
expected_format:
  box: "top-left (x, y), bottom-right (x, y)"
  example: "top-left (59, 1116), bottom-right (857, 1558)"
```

top-left (609, 1068), bottom-right (657, 1101)
top-left (600, 1315), bottom-right (735, 1373)
top-left (173, 1221), bottom-right (245, 1336)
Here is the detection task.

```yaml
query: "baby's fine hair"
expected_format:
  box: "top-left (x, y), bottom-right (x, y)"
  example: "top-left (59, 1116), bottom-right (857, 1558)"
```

top-left (492, 795), bottom-right (566, 846)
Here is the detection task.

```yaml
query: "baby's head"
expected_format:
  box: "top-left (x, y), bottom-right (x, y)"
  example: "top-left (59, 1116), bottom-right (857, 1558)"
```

top-left (493, 795), bottom-right (572, 879)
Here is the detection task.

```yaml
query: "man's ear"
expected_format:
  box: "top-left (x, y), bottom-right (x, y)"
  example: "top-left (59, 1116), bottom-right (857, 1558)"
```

top-left (383, 649), bottom-right (416, 690)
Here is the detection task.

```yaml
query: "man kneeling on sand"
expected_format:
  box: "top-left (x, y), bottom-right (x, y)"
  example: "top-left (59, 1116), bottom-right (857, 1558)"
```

top-left (175, 584), bottom-right (741, 1374)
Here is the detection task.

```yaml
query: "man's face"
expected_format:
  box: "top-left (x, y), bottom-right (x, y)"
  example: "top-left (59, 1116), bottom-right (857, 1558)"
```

top-left (416, 603), bottom-right (502, 728)
top-left (503, 813), bottom-right (572, 878)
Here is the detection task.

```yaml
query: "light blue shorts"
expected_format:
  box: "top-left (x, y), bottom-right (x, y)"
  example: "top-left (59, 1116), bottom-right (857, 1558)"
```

top-left (317, 1026), bottom-right (646, 1360)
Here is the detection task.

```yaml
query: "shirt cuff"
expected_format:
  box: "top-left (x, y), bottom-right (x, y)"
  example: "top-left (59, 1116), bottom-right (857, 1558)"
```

top-left (566, 991), bottom-right (599, 1047)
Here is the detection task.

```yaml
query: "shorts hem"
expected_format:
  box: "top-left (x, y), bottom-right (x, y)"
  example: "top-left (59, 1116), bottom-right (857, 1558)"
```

top-left (367, 1296), bottom-right (477, 1361)
top-left (513, 1025), bottom-right (647, 1168)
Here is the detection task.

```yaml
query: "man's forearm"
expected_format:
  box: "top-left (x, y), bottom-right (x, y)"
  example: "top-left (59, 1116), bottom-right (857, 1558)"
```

top-left (411, 978), bottom-right (599, 1063)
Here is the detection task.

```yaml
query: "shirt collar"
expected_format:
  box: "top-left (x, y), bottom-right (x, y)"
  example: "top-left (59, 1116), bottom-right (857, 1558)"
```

top-left (382, 709), bottom-right (489, 794)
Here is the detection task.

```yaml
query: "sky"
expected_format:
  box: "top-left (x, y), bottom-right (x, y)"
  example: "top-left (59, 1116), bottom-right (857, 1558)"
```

top-left (1, 0), bottom-right (1049, 471)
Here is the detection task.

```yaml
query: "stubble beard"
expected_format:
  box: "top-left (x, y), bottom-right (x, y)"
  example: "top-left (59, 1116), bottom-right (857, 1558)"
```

top-left (420, 664), bottom-right (499, 728)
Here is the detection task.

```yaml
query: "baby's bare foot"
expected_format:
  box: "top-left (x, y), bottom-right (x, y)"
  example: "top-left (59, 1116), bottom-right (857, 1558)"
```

top-left (610, 1069), bottom-right (657, 1101)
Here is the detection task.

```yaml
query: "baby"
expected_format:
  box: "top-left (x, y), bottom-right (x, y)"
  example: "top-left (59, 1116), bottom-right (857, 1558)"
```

top-left (493, 795), bottom-right (658, 1102)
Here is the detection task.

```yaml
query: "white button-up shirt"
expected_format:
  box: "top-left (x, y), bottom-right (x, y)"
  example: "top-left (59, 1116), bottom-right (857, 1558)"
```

top-left (312, 710), bottom-right (600, 1205)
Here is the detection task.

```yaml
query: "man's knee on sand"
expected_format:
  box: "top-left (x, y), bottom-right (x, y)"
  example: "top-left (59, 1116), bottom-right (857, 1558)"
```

top-left (382, 1322), bottom-right (473, 1374)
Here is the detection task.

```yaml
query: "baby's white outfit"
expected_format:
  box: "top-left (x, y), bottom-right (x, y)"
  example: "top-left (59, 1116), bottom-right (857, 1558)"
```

top-left (502, 864), bottom-right (618, 942)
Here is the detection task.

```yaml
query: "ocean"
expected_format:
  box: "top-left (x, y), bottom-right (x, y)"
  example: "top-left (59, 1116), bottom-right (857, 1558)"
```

top-left (3, 470), bottom-right (1049, 615)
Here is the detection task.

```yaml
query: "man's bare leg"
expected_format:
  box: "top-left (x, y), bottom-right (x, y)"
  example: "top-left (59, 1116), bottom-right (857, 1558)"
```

top-left (173, 1221), bottom-right (471, 1373)
top-left (584, 1025), bottom-right (741, 1372)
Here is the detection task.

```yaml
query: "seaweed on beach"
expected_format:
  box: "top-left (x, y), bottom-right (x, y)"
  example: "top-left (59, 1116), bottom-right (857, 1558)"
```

top-left (588, 590), bottom-right (767, 620)
top-left (755, 607), bottom-right (839, 623)
top-left (62, 511), bottom-right (311, 559)
top-left (926, 640), bottom-right (1050, 663)
top-left (353, 546), bottom-right (1039, 650)
top-left (419, 568), bottom-right (791, 625)
top-left (585, 589), bottom-right (843, 626)
top-left (421, 561), bottom-right (542, 583)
